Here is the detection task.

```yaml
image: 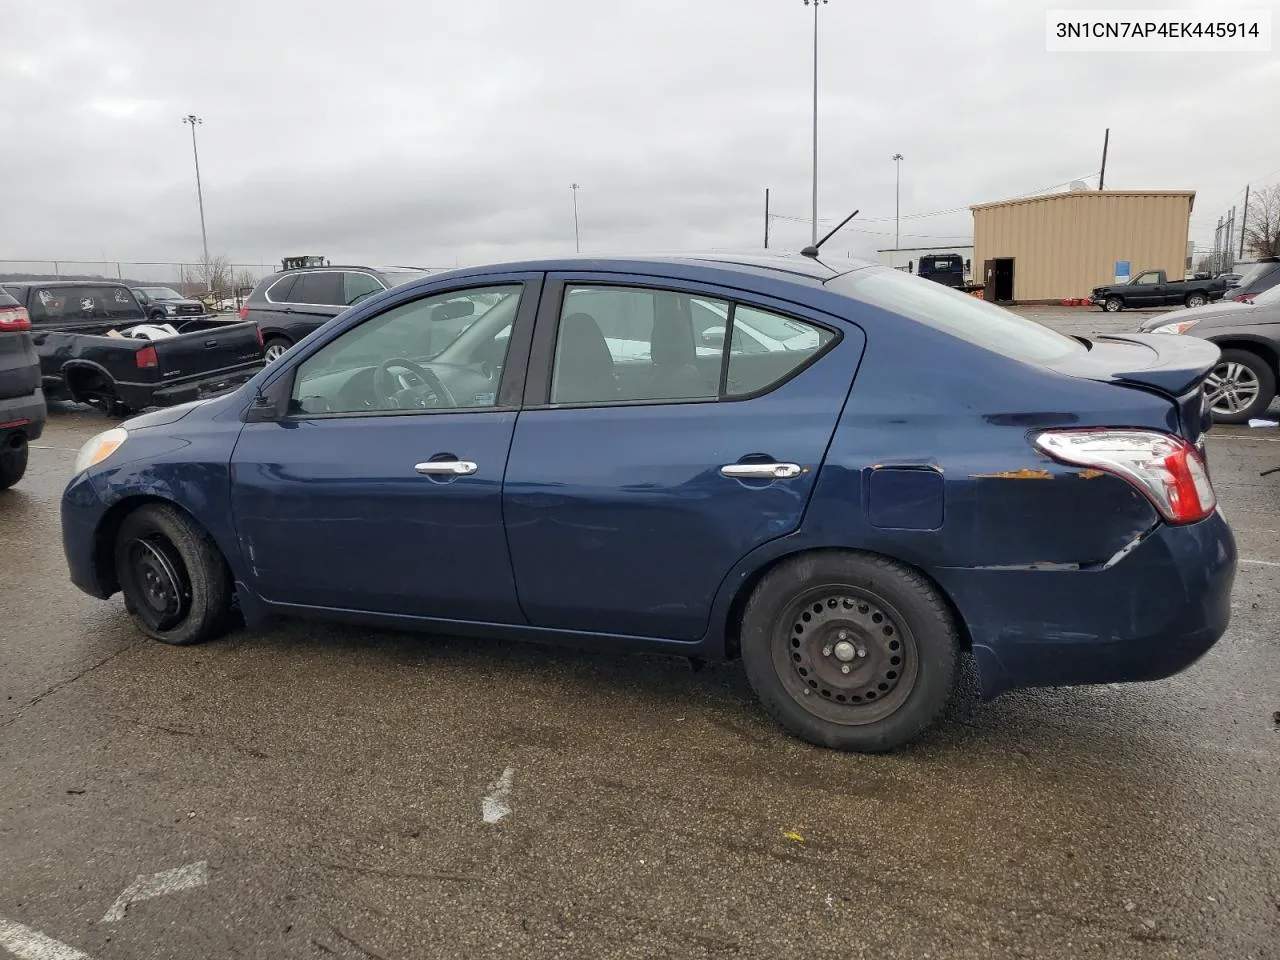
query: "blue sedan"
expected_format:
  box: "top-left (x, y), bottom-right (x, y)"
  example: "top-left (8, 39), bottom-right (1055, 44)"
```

top-left (62, 254), bottom-right (1236, 752)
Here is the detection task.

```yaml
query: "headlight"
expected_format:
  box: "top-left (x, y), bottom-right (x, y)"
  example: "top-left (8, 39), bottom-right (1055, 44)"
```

top-left (164, 304), bottom-right (177, 314)
top-left (74, 428), bottom-right (128, 474)
top-left (1153, 319), bottom-right (1200, 335)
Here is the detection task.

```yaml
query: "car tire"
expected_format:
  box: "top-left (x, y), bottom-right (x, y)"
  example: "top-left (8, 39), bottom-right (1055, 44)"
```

top-left (1206, 348), bottom-right (1277, 425)
top-left (1104, 296), bottom-right (1124, 312)
top-left (114, 503), bottom-right (234, 645)
top-left (739, 551), bottom-right (959, 753)
top-left (0, 441), bottom-right (29, 491)
top-left (1186, 293), bottom-right (1207, 308)
top-left (263, 336), bottom-right (292, 363)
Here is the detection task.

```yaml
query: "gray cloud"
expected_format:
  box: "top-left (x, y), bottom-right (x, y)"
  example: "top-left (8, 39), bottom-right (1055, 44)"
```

top-left (1, 0), bottom-right (1276, 273)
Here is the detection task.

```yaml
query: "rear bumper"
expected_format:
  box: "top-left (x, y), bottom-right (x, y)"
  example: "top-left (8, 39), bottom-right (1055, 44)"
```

top-left (934, 511), bottom-right (1237, 698)
top-left (0, 388), bottom-right (47, 443)
top-left (116, 362), bottom-right (263, 411)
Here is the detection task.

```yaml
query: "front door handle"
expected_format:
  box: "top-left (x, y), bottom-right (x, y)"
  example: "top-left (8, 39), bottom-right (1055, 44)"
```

top-left (414, 460), bottom-right (478, 476)
top-left (720, 462), bottom-right (802, 480)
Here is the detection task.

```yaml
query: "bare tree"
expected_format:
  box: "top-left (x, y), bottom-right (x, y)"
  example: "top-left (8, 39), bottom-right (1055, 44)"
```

top-left (232, 268), bottom-right (259, 296)
top-left (197, 255), bottom-right (233, 299)
top-left (1244, 183), bottom-right (1280, 258)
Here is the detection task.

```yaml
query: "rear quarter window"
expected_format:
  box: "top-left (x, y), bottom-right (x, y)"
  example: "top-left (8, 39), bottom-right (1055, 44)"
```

top-left (830, 267), bottom-right (1083, 365)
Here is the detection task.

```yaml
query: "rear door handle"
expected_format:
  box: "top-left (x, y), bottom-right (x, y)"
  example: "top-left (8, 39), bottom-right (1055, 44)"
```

top-left (415, 460), bottom-right (478, 476)
top-left (720, 462), bottom-right (802, 480)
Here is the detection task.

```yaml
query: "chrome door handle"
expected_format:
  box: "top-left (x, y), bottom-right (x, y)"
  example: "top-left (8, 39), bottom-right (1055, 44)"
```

top-left (414, 460), bottom-right (478, 476)
top-left (720, 462), bottom-right (802, 480)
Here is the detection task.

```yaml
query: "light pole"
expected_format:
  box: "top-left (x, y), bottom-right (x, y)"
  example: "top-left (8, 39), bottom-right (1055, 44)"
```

top-left (570, 183), bottom-right (581, 253)
top-left (803, 0), bottom-right (827, 246)
top-left (182, 115), bottom-right (210, 287)
top-left (892, 153), bottom-right (904, 249)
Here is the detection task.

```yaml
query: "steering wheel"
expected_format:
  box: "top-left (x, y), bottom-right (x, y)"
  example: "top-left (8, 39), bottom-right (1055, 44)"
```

top-left (374, 358), bottom-right (456, 409)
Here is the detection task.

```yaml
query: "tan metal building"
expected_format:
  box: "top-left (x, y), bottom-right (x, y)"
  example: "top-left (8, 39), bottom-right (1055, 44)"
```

top-left (970, 190), bottom-right (1195, 302)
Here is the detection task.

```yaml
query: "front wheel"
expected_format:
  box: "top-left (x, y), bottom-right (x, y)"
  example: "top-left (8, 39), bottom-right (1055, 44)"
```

top-left (0, 441), bottom-right (29, 491)
top-left (1186, 293), bottom-right (1207, 308)
top-left (114, 504), bottom-right (234, 644)
top-left (739, 551), bottom-right (959, 753)
top-left (1104, 296), bottom-right (1124, 312)
top-left (1205, 348), bottom-right (1277, 424)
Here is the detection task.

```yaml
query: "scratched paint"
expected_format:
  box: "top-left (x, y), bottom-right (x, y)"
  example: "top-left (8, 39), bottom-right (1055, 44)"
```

top-left (481, 766), bottom-right (515, 824)
top-left (0, 918), bottom-right (94, 960)
top-left (101, 860), bottom-right (208, 922)
top-left (968, 468), bottom-right (1053, 480)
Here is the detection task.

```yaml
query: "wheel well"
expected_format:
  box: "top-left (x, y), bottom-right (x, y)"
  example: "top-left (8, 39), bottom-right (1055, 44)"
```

top-left (1213, 339), bottom-right (1280, 378)
top-left (262, 332), bottom-right (292, 344)
top-left (92, 495), bottom-right (227, 595)
top-left (63, 366), bottom-right (111, 399)
top-left (721, 547), bottom-right (973, 660)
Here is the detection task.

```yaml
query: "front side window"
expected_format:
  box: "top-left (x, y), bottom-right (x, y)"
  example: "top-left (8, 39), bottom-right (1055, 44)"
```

top-left (1133, 272), bottom-right (1161, 285)
top-left (344, 272), bottom-right (385, 306)
top-left (290, 285), bottom-right (522, 416)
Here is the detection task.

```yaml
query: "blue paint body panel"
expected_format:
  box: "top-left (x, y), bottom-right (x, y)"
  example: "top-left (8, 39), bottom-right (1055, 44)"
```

top-left (61, 253), bottom-right (1238, 701)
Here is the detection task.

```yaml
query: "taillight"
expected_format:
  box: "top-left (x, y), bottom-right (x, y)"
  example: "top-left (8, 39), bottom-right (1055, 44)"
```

top-left (1034, 429), bottom-right (1216, 525)
top-left (135, 345), bottom-right (159, 369)
top-left (0, 305), bottom-right (31, 332)
top-left (1234, 292), bottom-right (1256, 303)
top-left (239, 304), bottom-right (250, 320)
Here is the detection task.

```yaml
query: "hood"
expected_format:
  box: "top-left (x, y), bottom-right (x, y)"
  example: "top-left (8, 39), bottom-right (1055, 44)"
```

top-left (1137, 301), bottom-right (1256, 330)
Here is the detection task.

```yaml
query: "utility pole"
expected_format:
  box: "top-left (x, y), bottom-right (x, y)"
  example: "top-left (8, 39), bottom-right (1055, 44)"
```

top-left (182, 115), bottom-right (210, 289)
top-left (892, 153), bottom-right (904, 249)
top-left (1228, 205), bottom-right (1237, 269)
top-left (570, 183), bottom-right (581, 254)
top-left (1239, 184), bottom-right (1251, 259)
top-left (1098, 128), bottom-right (1110, 190)
top-left (803, 0), bottom-right (827, 246)
top-left (764, 188), bottom-right (771, 249)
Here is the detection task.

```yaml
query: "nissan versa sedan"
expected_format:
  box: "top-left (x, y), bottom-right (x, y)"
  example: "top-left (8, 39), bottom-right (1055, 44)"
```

top-left (61, 254), bottom-right (1236, 752)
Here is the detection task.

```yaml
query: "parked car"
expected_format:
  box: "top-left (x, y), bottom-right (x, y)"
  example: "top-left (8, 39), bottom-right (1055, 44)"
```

top-left (240, 265), bottom-right (434, 362)
top-left (1221, 257), bottom-right (1280, 304)
top-left (0, 288), bottom-right (45, 489)
top-left (130, 285), bottom-right (210, 324)
top-left (62, 254), bottom-right (1234, 753)
top-left (0, 281), bottom-right (266, 416)
top-left (1138, 282), bottom-right (1280, 423)
top-left (1090, 269), bottom-right (1228, 312)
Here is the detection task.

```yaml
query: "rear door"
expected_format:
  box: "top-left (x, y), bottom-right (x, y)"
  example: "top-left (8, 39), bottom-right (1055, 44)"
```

top-left (501, 273), bottom-right (864, 641)
top-left (282, 271), bottom-right (346, 337)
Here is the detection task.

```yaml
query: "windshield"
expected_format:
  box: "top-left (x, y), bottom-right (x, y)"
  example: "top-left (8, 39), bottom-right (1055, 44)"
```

top-left (830, 266), bottom-right (1084, 365)
top-left (136, 286), bottom-right (184, 300)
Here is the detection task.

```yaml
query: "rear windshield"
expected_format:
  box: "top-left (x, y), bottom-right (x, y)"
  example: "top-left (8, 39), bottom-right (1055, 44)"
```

top-left (27, 286), bottom-right (145, 322)
top-left (1233, 261), bottom-right (1279, 289)
top-left (829, 266), bottom-right (1083, 365)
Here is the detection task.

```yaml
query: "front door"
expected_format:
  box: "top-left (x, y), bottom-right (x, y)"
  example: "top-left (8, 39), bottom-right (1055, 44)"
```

top-left (230, 276), bottom-right (541, 622)
top-left (1128, 271), bottom-right (1163, 306)
top-left (983, 260), bottom-right (996, 301)
top-left (502, 275), bottom-right (864, 641)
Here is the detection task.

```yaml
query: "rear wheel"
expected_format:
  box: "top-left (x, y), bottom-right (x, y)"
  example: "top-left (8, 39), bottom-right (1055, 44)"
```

top-left (263, 336), bottom-right (292, 363)
top-left (1186, 292), bottom-right (1208, 308)
top-left (1205, 348), bottom-right (1276, 424)
top-left (739, 551), bottom-right (959, 753)
top-left (0, 440), bottom-right (29, 491)
top-left (114, 504), bottom-right (234, 645)
top-left (1104, 296), bottom-right (1124, 312)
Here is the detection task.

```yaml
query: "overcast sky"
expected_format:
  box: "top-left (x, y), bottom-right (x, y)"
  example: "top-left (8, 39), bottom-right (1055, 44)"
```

top-left (2, 0), bottom-right (1277, 273)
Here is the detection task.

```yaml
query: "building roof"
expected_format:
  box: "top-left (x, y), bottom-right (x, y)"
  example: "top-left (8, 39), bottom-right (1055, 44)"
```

top-left (970, 190), bottom-right (1196, 213)
top-left (876, 244), bottom-right (974, 253)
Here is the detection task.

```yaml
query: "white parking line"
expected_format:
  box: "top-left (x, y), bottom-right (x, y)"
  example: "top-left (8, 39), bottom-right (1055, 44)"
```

top-left (0, 919), bottom-right (94, 960)
top-left (101, 861), bottom-right (208, 922)
top-left (481, 766), bottom-right (515, 824)
top-left (1240, 558), bottom-right (1280, 568)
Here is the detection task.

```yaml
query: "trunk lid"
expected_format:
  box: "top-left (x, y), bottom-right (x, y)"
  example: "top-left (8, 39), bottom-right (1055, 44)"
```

top-left (150, 321), bottom-right (263, 381)
top-left (1043, 332), bottom-right (1218, 443)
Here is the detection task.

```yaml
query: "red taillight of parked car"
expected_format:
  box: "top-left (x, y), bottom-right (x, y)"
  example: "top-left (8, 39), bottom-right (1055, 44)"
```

top-left (135, 345), bottom-right (159, 369)
top-left (1033, 429), bottom-right (1216, 524)
top-left (239, 304), bottom-right (250, 321)
top-left (1231, 292), bottom-right (1257, 303)
top-left (0, 305), bottom-right (31, 332)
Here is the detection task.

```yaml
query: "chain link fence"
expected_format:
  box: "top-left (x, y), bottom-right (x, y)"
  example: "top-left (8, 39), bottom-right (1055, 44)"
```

top-left (0, 260), bottom-right (274, 307)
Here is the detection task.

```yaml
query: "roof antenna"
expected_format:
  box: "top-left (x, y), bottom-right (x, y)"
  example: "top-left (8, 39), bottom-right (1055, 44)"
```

top-left (800, 208), bottom-right (859, 258)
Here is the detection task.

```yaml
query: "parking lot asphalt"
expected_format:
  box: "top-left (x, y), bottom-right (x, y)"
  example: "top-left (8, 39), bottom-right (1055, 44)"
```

top-left (1, 306), bottom-right (1277, 960)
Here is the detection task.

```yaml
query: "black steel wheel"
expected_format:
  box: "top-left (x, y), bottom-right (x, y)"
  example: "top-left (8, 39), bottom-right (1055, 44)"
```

top-left (740, 551), bottom-right (959, 752)
top-left (114, 504), bottom-right (234, 645)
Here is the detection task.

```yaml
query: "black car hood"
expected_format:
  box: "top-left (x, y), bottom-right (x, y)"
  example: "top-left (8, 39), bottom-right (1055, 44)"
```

top-left (1044, 332), bottom-right (1220, 396)
top-left (1137, 301), bottom-right (1257, 330)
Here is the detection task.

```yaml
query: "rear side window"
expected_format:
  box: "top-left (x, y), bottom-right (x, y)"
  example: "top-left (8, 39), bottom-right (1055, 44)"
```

top-left (291, 273), bottom-right (344, 306)
top-left (724, 305), bottom-right (834, 397)
top-left (266, 275), bottom-right (298, 303)
top-left (831, 267), bottom-right (1083, 365)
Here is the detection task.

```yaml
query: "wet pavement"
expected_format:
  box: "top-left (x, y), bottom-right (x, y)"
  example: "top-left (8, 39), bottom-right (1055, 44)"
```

top-left (1, 307), bottom-right (1277, 959)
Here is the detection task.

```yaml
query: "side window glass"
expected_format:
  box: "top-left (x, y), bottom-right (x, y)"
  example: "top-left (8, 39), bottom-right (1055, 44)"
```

top-left (724, 305), bottom-right (834, 397)
top-left (267, 275), bottom-right (298, 303)
top-left (293, 273), bottom-right (344, 305)
top-left (344, 272), bottom-right (384, 306)
top-left (552, 286), bottom-right (727, 405)
top-left (290, 285), bottom-right (522, 416)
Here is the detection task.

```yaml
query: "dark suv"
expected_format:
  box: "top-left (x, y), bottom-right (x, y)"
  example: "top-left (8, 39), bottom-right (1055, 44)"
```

top-left (242, 265), bottom-right (433, 361)
top-left (0, 288), bottom-right (46, 490)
